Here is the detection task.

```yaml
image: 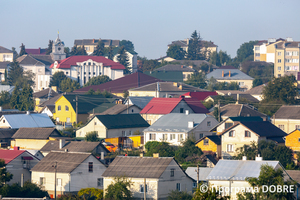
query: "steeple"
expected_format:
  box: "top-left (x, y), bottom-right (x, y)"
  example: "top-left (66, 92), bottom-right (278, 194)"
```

top-left (51, 32), bottom-right (66, 61)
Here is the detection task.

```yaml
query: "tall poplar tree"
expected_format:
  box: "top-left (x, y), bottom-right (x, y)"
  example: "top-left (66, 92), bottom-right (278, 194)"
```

top-left (93, 40), bottom-right (105, 56)
top-left (187, 30), bottom-right (202, 60)
top-left (117, 46), bottom-right (131, 74)
top-left (45, 40), bottom-right (53, 55)
top-left (19, 43), bottom-right (27, 56)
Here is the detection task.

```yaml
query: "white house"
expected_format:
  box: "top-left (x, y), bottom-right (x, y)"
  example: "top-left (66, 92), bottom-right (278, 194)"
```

top-left (144, 113), bottom-right (219, 146)
top-left (102, 155), bottom-right (194, 200)
top-left (31, 152), bottom-right (107, 198)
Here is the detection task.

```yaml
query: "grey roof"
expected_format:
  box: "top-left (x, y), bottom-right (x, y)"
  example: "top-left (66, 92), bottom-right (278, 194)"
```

top-left (0, 85), bottom-right (15, 94)
top-left (206, 160), bottom-right (280, 181)
top-left (206, 69), bottom-right (253, 80)
top-left (16, 55), bottom-right (45, 66)
top-left (144, 113), bottom-right (214, 133)
top-left (0, 129), bottom-right (17, 139)
top-left (31, 55), bottom-right (54, 66)
top-left (40, 141), bottom-right (108, 153)
top-left (129, 81), bottom-right (206, 92)
top-left (0, 62), bottom-right (10, 69)
top-left (272, 105), bottom-right (300, 120)
top-left (127, 96), bottom-right (153, 109)
top-left (39, 94), bottom-right (63, 107)
top-left (286, 170), bottom-right (300, 183)
top-left (1, 113), bottom-right (55, 129)
top-left (244, 83), bottom-right (266, 95)
top-left (102, 156), bottom-right (173, 178)
top-left (276, 41), bottom-right (300, 49)
top-left (12, 128), bottom-right (62, 139)
top-left (33, 88), bottom-right (59, 99)
top-left (186, 167), bottom-right (213, 181)
top-left (99, 104), bottom-right (139, 115)
top-left (31, 152), bottom-right (93, 173)
top-left (154, 64), bottom-right (195, 72)
top-left (196, 135), bottom-right (221, 145)
top-left (0, 46), bottom-right (13, 53)
top-left (228, 94), bottom-right (259, 103)
top-left (74, 39), bottom-right (120, 47)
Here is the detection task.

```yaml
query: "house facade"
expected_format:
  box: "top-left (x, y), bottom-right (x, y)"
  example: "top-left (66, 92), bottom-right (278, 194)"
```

top-left (196, 135), bottom-right (221, 158)
top-left (74, 39), bottom-right (120, 55)
top-left (272, 105), bottom-right (300, 134)
top-left (0, 46), bottom-right (13, 62)
top-left (285, 129), bottom-right (300, 152)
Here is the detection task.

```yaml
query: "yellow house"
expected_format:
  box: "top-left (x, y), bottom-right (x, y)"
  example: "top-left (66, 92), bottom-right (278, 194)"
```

top-left (53, 94), bottom-right (116, 124)
top-left (74, 39), bottom-right (120, 55)
top-left (0, 46), bottom-right (14, 62)
top-left (272, 105), bottom-right (300, 134)
top-left (11, 127), bottom-right (64, 150)
top-left (285, 129), bottom-right (300, 152)
top-left (196, 135), bottom-right (221, 158)
top-left (33, 87), bottom-right (59, 112)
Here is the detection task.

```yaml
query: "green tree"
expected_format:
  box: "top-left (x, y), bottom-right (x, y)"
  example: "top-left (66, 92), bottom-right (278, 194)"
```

top-left (184, 73), bottom-right (207, 88)
top-left (10, 84), bottom-right (34, 111)
top-left (120, 40), bottom-right (135, 52)
top-left (117, 46), bottom-right (131, 74)
top-left (49, 71), bottom-right (67, 88)
top-left (105, 177), bottom-right (132, 200)
top-left (84, 131), bottom-right (99, 142)
top-left (7, 61), bottom-right (23, 86)
top-left (167, 44), bottom-right (186, 60)
top-left (60, 78), bottom-right (80, 92)
top-left (236, 41), bottom-right (257, 62)
top-left (19, 43), bottom-right (27, 56)
top-left (107, 46), bottom-right (114, 60)
top-left (252, 78), bottom-right (263, 88)
top-left (123, 90), bottom-right (129, 99)
top-left (93, 40), bottom-right (105, 56)
top-left (86, 88), bottom-right (95, 95)
top-left (64, 47), bottom-right (70, 57)
top-left (237, 165), bottom-right (296, 200)
top-left (209, 51), bottom-right (232, 67)
top-left (45, 40), bottom-right (53, 55)
top-left (57, 194), bottom-right (81, 200)
top-left (167, 190), bottom-right (192, 200)
top-left (84, 75), bottom-right (111, 87)
top-left (193, 183), bottom-right (230, 200)
top-left (70, 45), bottom-right (87, 56)
top-left (0, 91), bottom-right (11, 108)
top-left (0, 181), bottom-right (49, 197)
top-left (145, 141), bottom-right (175, 157)
top-left (0, 159), bottom-right (13, 187)
top-left (11, 47), bottom-right (18, 59)
top-left (138, 57), bottom-right (161, 72)
top-left (187, 30), bottom-right (203, 60)
top-left (78, 188), bottom-right (103, 200)
top-left (175, 138), bottom-right (203, 164)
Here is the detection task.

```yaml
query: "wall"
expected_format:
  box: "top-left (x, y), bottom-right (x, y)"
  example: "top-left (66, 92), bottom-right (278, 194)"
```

top-left (0, 116), bottom-right (12, 128)
top-left (0, 52), bottom-right (13, 62)
top-left (216, 79), bottom-right (253, 91)
top-left (141, 114), bottom-right (163, 125)
top-left (76, 118), bottom-right (107, 138)
top-left (196, 138), bottom-right (218, 154)
top-left (144, 131), bottom-right (188, 146)
top-left (13, 139), bottom-right (49, 150)
top-left (37, 75), bottom-right (51, 91)
top-left (272, 119), bottom-right (300, 134)
top-left (53, 96), bottom-right (76, 124)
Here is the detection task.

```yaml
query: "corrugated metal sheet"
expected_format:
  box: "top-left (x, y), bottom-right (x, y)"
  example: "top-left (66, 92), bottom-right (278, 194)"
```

top-left (186, 167), bottom-right (213, 181)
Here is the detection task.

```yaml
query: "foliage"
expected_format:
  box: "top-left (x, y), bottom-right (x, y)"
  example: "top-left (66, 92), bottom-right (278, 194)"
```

top-left (19, 43), bottom-right (27, 56)
top-left (167, 44), bottom-right (186, 60)
top-left (49, 71), bottom-right (67, 88)
top-left (0, 181), bottom-right (49, 197)
top-left (117, 46), bottom-right (131, 74)
top-left (85, 89), bottom-right (113, 98)
top-left (10, 84), bottom-right (34, 111)
top-left (236, 41), bottom-right (257, 62)
top-left (206, 77), bottom-right (239, 91)
top-left (237, 165), bottom-right (296, 200)
top-left (123, 90), bottom-right (129, 99)
top-left (78, 188), bottom-right (103, 200)
top-left (93, 40), bottom-right (106, 56)
top-left (85, 131), bottom-right (99, 142)
top-left (60, 78), bottom-right (81, 92)
top-left (0, 91), bottom-right (11, 108)
top-left (145, 141), bottom-right (175, 157)
top-left (7, 61), bottom-right (23, 86)
top-left (120, 40), bottom-right (135, 52)
top-left (262, 75), bottom-right (297, 105)
top-left (0, 159), bottom-right (13, 187)
top-left (175, 138), bottom-right (203, 164)
top-left (107, 46), bottom-right (114, 60)
top-left (104, 177), bottom-right (132, 200)
top-left (137, 57), bottom-right (161, 72)
top-left (187, 30), bottom-right (204, 60)
top-left (193, 183), bottom-right (230, 200)
top-left (57, 194), bottom-right (82, 200)
top-left (11, 47), bottom-right (18, 59)
top-left (84, 75), bottom-right (111, 87)
top-left (45, 40), bottom-right (53, 55)
top-left (184, 73), bottom-right (207, 88)
top-left (64, 47), bottom-right (70, 58)
top-left (167, 190), bottom-right (192, 200)
top-left (209, 50), bottom-right (231, 67)
top-left (252, 78), bottom-right (263, 88)
top-left (70, 45), bottom-right (87, 56)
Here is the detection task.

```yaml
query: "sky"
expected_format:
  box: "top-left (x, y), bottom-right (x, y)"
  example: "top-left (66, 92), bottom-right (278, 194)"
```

top-left (1, 0), bottom-right (300, 59)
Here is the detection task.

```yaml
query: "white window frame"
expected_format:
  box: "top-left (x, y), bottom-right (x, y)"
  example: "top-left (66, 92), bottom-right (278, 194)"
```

top-left (229, 130), bottom-right (235, 137)
top-left (170, 134), bottom-right (176, 140)
top-left (227, 144), bottom-right (234, 152)
top-left (97, 178), bottom-right (103, 187)
top-left (40, 177), bottom-right (45, 185)
top-left (149, 133), bottom-right (156, 140)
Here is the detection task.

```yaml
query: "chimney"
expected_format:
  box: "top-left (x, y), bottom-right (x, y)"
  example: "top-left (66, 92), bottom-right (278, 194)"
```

top-left (229, 71), bottom-right (231, 77)
top-left (14, 146), bottom-right (20, 150)
top-left (188, 121), bottom-right (194, 128)
top-left (242, 156), bottom-right (247, 161)
top-left (93, 39), bottom-right (95, 43)
top-left (59, 139), bottom-right (65, 149)
top-left (185, 110), bottom-right (189, 115)
top-left (101, 152), bottom-right (105, 160)
top-left (0, 106), bottom-right (2, 111)
top-left (222, 70), bottom-right (224, 77)
top-left (153, 153), bottom-right (159, 158)
top-left (157, 82), bottom-right (160, 92)
top-left (140, 152), bottom-right (144, 157)
top-left (236, 94), bottom-right (240, 104)
top-left (188, 65), bottom-right (193, 69)
top-left (181, 65), bottom-right (184, 68)
top-left (26, 111), bottom-right (30, 115)
top-left (255, 154), bottom-right (262, 161)
top-left (286, 37), bottom-right (293, 42)
top-left (179, 84), bottom-right (182, 90)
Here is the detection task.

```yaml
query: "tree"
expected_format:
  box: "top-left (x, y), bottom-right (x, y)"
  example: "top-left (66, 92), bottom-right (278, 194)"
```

top-left (252, 78), bottom-right (263, 88)
top-left (167, 44), bottom-right (186, 60)
top-left (209, 51), bottom-right (232, 67)
top-left (93, 40), bottom-right (105, 56)
top-left (187, 30), bottom-right (203, 60)
top-left (19, 43), bottom-right (27, 56)
top-left (84, 75), bottom-right (111, 87)
top-left (7, 61), bottom-right (23, 86)
top-left (45, 40), bottom-right (53, 55)
top-left (184, 73), bottom-right (207, 88)
top-left (138, 57), bottom-right (161, 72)
top-left (0, 91), bottom-right (11, 108)
top-left (86, 88), bottom-right (95, 95)
top-left (193, 183), bottom-right (230, 200)
top-left (84, 131), bottom-right (99, 142)
top-left (0, 159), bottom-right (13, 187)
top-left (206, 77), bottom-right (239, 91)
top-left (145, 141), bottom-right (175, 157)
top-left (175, 138), bottom-right (203, 164)
top-left (123, 90), bottom-right (129, 99)
top-left (70, 45), bottom-right (87, 56)
top-left (117, 46), bottom-right (131, 74)
top-left (11, 47), bottom-right (18, 59)
top-left (64, 47), bottom-right (70, 58)
top-left (78, 188), bottom-right (103, 200)
top-left (105, 177), bottom-right (132, 200)
top-left (59, 78), bottom-right (80, 92)
top-left (49, 71), bottom-right (67, 88)
top-left (262, 75), bottom-right (297, 105)
top-left (10, 84), bottom-right (34, 111)
top-left (120, 40), bottom-right (135, 52)
top-left (167, 190), bottom-right (192, 200)
top-left (107, 46), bottom-right (114, 60)
top-left (236, 41), bottom-right (257, 62)
top-left (237, 165), bottom-right (296, 200)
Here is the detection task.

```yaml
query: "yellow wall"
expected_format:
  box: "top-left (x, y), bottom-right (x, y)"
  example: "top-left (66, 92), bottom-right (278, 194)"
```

top-left (53, 96), bottom-right (76, 124)
top-left (196, 138), bottom-right (218, 153)
top-left (260, 54), bottom-right (266, 61)
top-left (12, 139), bottom-right (49, 150)
top-left (216, 79), bottom-right (253, 91)
top-left (286, 129), bottom-right (300, 151)
top-left (128, 135), bottom-right (144, 148)
top-left (272, 119), bottom-right (300, 134)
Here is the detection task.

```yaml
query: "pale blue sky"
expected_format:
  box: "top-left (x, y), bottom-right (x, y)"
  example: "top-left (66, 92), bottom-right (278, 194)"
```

top-left (1, 0), bottom-right (299, 59)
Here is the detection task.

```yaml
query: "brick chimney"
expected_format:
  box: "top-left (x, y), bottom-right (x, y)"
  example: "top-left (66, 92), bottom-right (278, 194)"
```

top-left (222, 70), bottom-right (224, 77)
top-left (229, 71), bottom-right (231, 77)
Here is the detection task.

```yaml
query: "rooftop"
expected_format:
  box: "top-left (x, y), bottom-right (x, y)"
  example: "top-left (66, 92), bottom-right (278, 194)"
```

top-left (206, 68), bottom-right (253, 80)
top-left (40, 141), bottom-right (109, 153)
top-left (272, 105), bottom-right (300, 120)
top-left (12, 128), bottom-right (62, 139)
top-left (154, 64), bottom-right (195, 72)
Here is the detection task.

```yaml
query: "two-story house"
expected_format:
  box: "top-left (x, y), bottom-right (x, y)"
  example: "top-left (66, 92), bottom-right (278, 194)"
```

top-left (272, 105), bottom-right (300, 134)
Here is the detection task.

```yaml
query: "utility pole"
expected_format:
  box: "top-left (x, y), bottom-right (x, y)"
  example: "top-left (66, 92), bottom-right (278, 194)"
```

top-left (127, 97), bottom-right (129, 114)
top-left (76, 95), bottom-right (78, 124)
top-left (53, 162), bottom-right (57, 200)
top-left (218, 100), bottom-right (221, 122)
top-left (196, 164), bottom-right (199, 189)
top-left (21, 173), bottom-right (24, 187)
top-left (144, 178), bottom-right (146, 200)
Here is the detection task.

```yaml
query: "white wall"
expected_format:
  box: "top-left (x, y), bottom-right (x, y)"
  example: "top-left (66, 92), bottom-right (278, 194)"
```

top-left (266, 53), bottom-right (275, 63)
top-left (37, 75), bottom-right (51, 91)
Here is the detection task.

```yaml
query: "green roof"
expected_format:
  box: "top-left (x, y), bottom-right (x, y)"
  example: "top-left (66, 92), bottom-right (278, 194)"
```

top-left (63, 94), bottom-right (117, 114)
top-left (95, 114), bottom-right (149, 129)
top-left (144, 71), bottom-right (183, 82)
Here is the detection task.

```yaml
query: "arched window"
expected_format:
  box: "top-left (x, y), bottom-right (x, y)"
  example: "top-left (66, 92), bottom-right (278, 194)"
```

top-left (65, 106), bottom-right (69, 111)
top-left (58, 105), bottom-right (61, 111)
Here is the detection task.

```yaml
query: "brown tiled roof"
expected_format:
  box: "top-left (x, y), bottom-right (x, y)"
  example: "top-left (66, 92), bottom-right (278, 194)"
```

top-left (272, 105), bottom-right (300, 120)
top-left (276, 41), bottom-right (300, 48)
top-left (16, 55), bottom-right (45, 66)
top-left (33, 88), bottom-right (59, 99)
top-left (12, 128), bottom-right (62, 139)
top-left (0, 129), bottom-right (17, 139)
top-left (99, 104), bottom-right (138, 115)
top-left (31, 152), bottom-right (92, 173)
top-left (40, 141), bottom-right (108, 153)
top-left (0, 46), bottom-right (13, 53)
top-left (229, 94), bottom-right (259, 103)
top-left (102, 156), bottom-right (173, 178)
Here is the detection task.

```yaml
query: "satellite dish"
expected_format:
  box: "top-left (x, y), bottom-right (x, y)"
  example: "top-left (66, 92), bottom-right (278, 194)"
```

top-left (228, 92), bottom-right (231, 96)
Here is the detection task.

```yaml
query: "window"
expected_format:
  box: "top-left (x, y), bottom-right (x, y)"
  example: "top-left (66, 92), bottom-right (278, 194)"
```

top-left (140, 184), bottom-right (148, 193)
top-left (57, 178), bottom-right (62, 186)
top-left (66, 118), bottom-right (70, 123)
top-left (122, 131), bottom-right (126, 136)
top-left (255, 47), bottom-right (259, 50)
top-left (227, 144), bottom-right (234, 152)
top-left (40, 81), bottom-right (43, 87)
top-left (3, 120), bottom-right (5, 123)
top-left (199, 133), bottom-right (203, 139)
top-left (66, 72), bottom-right (68, 75)
top-left (225, 123), bottom-right (233, 129)
top-left (298, 138), bottom-right (300, 142)
top-left (97, 178), bottom-right (103, 187)
top-left (65, 106), bottom-right (69, 111)
top-left (204, 139), bottom-right (209, 145)
top-left (278, 67), bottom-right (281, 71)
top-left (278, 59), bottom-right (281, 63)
top-left (278, 74), bottom-right (281, 77)
top-left (129, 131), bottom-right (132, 135)
top-left (278, 52), bottom-right (282, 56)
top-left (88, 162), bottom-right (93, 172)
top-left (170, 169), bottom-right (175, 177)
top-left (245, 130), bottom-right (251, 137)
top-left (149, 133), bottom-right (156, 140)
top-left (180, 108), bottom-right (184, 113)
top-left (296, 125), bottom-right (300, 130)
top-left (58, 105), bottom-right (61, 111)
top-left (170, 134), bottom-right (176, 140)
top-left (229, 130), bottom-right (235, 137)
top-left (95, 122), bottom-right (97, 125)
top-left (40, 177), bottom-right (45, 185)
top-left (278, 125), bottom-right (284, 131)
top-left (193, 182), bottom-right (197, 188)
top-left (293, 51), bottom-right (299, 56)
top-left (207, 121), bottom-right (211, 127)
top-left (292, 59), bottom-right (299, 63)
top-left (239, 82), bottom-right (244, 86)
top-left (286, 51), bottom-right (292, 56)
top-left (255, 53), bottom-right (260, 57)
top-left (176, 183), bottom-right (181, 191)
top-left (178, 134), bottom-right (183, 141)
top-left (163, 134), bottom-right (168, 141)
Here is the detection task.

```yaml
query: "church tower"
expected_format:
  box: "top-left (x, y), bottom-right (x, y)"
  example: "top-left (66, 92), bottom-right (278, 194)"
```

top-left (51, 33), bottom-right (66, 61)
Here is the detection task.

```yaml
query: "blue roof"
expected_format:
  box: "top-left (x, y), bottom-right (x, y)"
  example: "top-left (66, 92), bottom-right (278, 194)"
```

top-left (127, 96), bottom-right (154, 109)
top-left (206, 69), bottom-right (253, 80)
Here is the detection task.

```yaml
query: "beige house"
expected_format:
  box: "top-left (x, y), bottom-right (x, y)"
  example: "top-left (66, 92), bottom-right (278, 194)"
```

top-left (31, 152), bottom-right (107, 198)
top-left (74, 39), bottom-right (120, 55)
top-left (272, 105), bottom-right (300, 133)
top-left (102, 155), bottom-right (194, 200)
top-left (75, 114), bottom-right (149, 138)
top-left (153, 64), bottom-right (195, 81)
top-left (0, 46), bottom-right (13, 62)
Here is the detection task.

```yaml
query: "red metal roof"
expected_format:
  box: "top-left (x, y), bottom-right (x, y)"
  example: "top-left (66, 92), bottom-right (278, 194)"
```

top-left (183, 91), bottom-right (218, 101)
top-left (0, 149), bottom-right (26, 164)
top-left (50, 56), bottom-right (125, 70)
top-left (74, 72), bottom-right (163, 94)
top-left (25, 48), bottom-right (47, 55)
top-left (140, 96), bottom-right (209, 114)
